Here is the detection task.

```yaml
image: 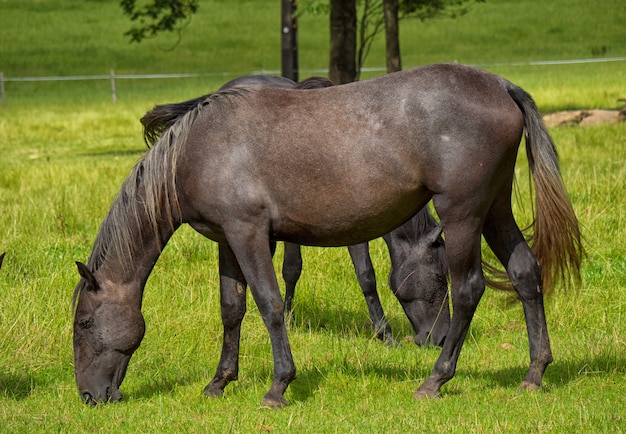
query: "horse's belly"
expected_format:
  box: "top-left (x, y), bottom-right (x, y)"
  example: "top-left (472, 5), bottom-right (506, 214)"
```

top-left (268, 185), bottom-right (430, 247)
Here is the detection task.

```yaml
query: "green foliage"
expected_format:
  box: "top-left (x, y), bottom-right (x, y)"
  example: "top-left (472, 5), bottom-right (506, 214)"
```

top-left (0, 0), bottom-right (625, 431)
top-left (121, 0), bottom-right (200, 43)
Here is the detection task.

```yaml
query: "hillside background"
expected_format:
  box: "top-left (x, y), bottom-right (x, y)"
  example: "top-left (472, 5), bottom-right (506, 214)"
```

top-left (1, 0), bottom-right (624, 109)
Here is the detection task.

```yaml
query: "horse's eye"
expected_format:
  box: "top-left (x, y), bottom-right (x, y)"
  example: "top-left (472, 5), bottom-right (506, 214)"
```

top-left (79, 318), bottom-right (94, 330)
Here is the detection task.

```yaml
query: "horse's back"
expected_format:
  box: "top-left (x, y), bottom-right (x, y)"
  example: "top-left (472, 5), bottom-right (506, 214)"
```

top-left (179, 64), bottom-right (525, 245)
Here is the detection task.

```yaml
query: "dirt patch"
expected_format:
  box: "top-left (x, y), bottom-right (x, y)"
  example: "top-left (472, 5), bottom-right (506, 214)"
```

top-left (543, 109), bottom-right (625, 127)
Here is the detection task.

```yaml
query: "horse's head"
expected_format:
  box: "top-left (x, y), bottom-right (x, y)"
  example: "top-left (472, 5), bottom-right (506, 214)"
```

top-left (72, 262), bottom-right (145, 405)
top-left (388, 225), bottom-right (450, 347)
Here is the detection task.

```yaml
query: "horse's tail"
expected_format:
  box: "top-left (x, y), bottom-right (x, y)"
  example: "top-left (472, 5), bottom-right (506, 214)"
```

top-left (140, 95), bottom-right (208, 147)
top-left (507, 84), bottom-right (583, 292)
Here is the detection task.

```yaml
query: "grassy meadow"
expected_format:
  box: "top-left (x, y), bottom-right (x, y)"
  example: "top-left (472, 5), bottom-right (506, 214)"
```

top-left (1, 0), bottom-right (625, 432)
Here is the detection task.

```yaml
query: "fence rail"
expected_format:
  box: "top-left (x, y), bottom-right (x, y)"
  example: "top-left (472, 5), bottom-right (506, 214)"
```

top-left (2, 56), bottom-right (625, 107)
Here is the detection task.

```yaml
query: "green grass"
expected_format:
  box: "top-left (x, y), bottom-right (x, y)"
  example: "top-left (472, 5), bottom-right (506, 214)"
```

top-left (1, 0), bottom-right (626, 432)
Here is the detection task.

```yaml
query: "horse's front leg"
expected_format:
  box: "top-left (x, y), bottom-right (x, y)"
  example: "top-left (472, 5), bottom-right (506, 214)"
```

top-left (415, 220), bottom-right (485, 398)
top-left (282, 242), bottom-right (303, 319)
top-left (226, 225), bottom-right (296, 408)
top-left (347, 243), bottom-right (397, 345)
top-left (205, 243), bottom-right (248, 398)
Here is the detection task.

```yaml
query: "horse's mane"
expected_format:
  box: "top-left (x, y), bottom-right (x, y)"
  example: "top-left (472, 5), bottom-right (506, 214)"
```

top-left (141, 94), bottom-right (208, 147)
top-left (394, 208), bottom-right (448, 276)
top-left (294, 76), bottom-right (334, 90)
top-left (85, 87), bottom-right (252, 276)
top-left (141, 76), bottom-right (335, 147)
top-left (394, 207), bottom-right (439, 243)
top-left (141, 87), bottom-right (250, 148)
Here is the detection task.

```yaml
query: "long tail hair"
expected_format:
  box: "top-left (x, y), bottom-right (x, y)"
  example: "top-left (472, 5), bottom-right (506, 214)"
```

top-left (506, 84), bottom-right (583, 292)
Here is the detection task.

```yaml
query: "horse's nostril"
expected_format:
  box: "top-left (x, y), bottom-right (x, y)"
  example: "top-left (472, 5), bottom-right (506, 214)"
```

top-left (413, 333), bottom-right (428, 347)
top-left (110, 388), bottom-right (123, 402)
top-left (82, 391), bottom-right (97, 406)
top-left (414, 333), bottom-right (436, 347)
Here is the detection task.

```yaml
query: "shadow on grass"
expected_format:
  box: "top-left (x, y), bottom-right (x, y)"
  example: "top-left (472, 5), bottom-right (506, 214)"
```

top-left (462, 350), bottom-right (626, 391)
top-left (546, 352), bottom-right (626, 386)
top-left (116, 350), bottom-right (625, 404)
top-left (288, 300), bottom-right (415, 343)
top-left (287, 363), bottom-right (431, 404)
top-left (128, 368), bottom-right (207, 400)
top-left (0, 362), bottom-right (76, 401)
top-left (0, 371), bottom-right (36, 400)
top-left (77, 149), bottom-right (145, 158)
top-left (124, 339), bottom-right (436, 404)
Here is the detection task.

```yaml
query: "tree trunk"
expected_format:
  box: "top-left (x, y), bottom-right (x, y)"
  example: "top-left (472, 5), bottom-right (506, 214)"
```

top-left (329, 0), bottom-right (357, 84)
top-left (383, 0), bottom-right (401, 73)
top-left (281, 0), bottom-right (298, 82)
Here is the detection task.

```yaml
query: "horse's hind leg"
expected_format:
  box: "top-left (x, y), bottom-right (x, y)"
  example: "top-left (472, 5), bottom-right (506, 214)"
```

top-left (347, 243), bottom-right (397, 346)
top-left (205, 243), bottom-right (248, 398)
top-left (482, 202), bottom-right (553, 390)
top-left (415, 217), bottom-right (486, 398)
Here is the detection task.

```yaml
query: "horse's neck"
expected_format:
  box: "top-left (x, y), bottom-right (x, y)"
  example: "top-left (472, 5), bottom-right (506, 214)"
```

top-left (88, 191), bottom-right (180, 291)
top-left (95, 222), bottom-right (176, 294)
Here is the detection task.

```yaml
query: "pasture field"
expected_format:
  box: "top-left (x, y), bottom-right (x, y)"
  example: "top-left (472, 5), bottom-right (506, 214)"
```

top-left (1, 0), bottom-right (626, 432)
top-left (0, 106), bottom-right (624, 432)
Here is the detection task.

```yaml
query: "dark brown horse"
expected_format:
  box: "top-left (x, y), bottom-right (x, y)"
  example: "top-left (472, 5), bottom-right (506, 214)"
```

top-left (141, 74), bottom-right (450, 347)
top-left (72, 64), bottom-right (582, 407)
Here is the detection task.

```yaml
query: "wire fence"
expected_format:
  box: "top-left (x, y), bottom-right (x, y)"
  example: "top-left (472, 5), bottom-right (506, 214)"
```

top-left (2, 56), bottom-right (625, 108)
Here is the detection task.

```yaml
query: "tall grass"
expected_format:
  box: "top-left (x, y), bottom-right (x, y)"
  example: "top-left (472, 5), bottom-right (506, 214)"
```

top-left (0, 113), bottom-right (624, 431)
top-left (0, 0), bottom-right (625, 432)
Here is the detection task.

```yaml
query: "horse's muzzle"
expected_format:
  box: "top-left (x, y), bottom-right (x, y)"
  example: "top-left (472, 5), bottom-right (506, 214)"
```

top-left (81, 387), bottom-right (122, 405)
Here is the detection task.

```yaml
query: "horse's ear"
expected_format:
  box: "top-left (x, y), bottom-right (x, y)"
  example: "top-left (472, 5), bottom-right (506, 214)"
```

top-left (422, 224), bottom-right (444, 248)
top-left (0, 252), bottom-right (5, 269)
top-left (76, 262), bottom-right (98, 291)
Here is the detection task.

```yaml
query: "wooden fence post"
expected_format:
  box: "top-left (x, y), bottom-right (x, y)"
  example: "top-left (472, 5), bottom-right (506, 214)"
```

top-left (281, 0), bottom-right (298, 82)
top-left (110, 69), bottom-right (117, 103)
top-left (1, 71), bottom-right (5, 109)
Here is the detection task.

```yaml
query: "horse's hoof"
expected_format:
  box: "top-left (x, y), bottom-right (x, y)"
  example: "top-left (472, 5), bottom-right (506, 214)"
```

top-left (261, 393), bottom-right (289, 409)
top-left (519, 380), bottom-right (541, 392)
top-left (203, 385), bottom-right (224, 398)
top-left (383, 335), bottom-right (401, 347)
top-left (413, 387), bottom-right (441, 400)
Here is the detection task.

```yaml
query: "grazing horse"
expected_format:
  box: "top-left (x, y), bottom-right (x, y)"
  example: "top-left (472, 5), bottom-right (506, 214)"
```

top-left (141, 74), bottom-right (450, 347)
top-left (72, 64), bottom-right (582, 407)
